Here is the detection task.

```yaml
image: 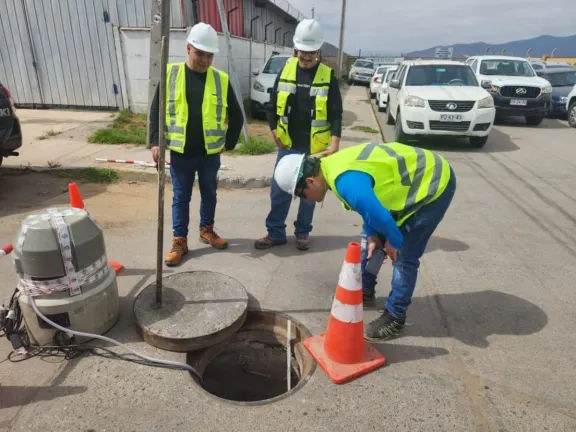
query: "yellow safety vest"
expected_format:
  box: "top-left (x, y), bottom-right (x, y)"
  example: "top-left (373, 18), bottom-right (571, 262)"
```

top-left (276, 57), bottom-right (332, 154)
top-left (164, 63), bottom-right (229, 155)
top-left (321, 142), bottom-right (452, 226)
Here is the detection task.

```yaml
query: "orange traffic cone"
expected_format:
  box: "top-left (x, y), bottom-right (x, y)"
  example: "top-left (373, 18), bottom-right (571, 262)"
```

top-left (68, 182), bottom-right (124, 275)
top-left (304, 241), bottom-right (386, 384)
top-left (68, 182), bottom-right (85, 209)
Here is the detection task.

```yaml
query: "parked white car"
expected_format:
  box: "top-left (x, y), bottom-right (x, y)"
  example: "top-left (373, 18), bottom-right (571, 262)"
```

top-left (348, 58), bottom-right (375, 86)
top-left (376, 66), bottom-right (398, 111)
top-left (369, 65), bottom-right (394, 98)
top-left (250, 54), bottom-right (292, 119)
top-left (386, 60), bottom-right (496, 148)
top-left (466, 55), bottom-right (552, 126)
top-left (567, 85), bottom-right (576, 128)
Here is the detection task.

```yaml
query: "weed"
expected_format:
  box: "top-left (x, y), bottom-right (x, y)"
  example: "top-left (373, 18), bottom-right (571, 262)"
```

top-left (88, 109), bottom-right (147, 145)
top-left (351, 125), bottom-right (379, 134)
top-left (228, 136), bottom-right (276, 156)
top-left (52, 167), bottom-right (120, 184)
top-left (47, 160), bottom-right (62, 169)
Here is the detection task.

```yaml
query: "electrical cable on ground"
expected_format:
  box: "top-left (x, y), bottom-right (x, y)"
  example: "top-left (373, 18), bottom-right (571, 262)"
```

top-left (2, 288), bottom-right (204, 386)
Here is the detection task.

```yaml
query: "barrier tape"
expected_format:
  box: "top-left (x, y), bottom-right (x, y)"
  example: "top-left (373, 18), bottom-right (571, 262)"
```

top-left (14, 208), bottom-right (109, 298)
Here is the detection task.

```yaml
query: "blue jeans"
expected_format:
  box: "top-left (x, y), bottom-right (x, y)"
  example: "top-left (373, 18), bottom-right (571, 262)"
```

top-left (265, 148), bottom-right (316, 241)
top-left (170, 152), bottom-right (221, 238)
top-left (361, 167), bottom-right (457, 318)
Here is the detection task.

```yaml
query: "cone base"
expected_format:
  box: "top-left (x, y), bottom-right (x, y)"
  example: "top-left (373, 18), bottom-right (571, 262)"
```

top-left (304, 333), bottom-right (386, 384)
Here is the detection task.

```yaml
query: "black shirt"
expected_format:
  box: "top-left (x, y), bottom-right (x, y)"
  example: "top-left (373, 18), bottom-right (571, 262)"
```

top-left (148, 64), bottom-right (244, 157)
top-left (266, 62), bottom-right (343, 153)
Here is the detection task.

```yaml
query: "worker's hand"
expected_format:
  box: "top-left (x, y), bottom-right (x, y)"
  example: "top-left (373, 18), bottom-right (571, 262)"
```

top-left (274, 137), bottom-right (288, 150)
top-left (366, 235), bottom-right (383, 260)
top-left (151, 146), bottom-right (160, 164)
top-left (384, 240), bottom-right (398, 262)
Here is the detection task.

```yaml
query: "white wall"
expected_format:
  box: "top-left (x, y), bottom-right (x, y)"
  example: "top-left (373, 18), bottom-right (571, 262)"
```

top-left (120, 28), bottom-right (292, 113)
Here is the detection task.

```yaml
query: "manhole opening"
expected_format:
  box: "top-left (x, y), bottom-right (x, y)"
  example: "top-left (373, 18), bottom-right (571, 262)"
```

top-left (186, 309), bottom-right (316, 405)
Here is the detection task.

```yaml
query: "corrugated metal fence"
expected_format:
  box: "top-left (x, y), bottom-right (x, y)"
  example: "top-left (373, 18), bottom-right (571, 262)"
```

top-left (0, 0), bottom-right (123, 109)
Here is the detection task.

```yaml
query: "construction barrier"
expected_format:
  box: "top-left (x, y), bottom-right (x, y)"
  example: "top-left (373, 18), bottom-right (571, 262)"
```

top-left (304, 241), bottom-right (386, 384)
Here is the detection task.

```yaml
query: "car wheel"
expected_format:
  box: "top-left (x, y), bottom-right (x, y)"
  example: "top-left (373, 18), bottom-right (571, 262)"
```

top-left (568, 102), bottom-right (576, 128)
top-left (378, 105), bottom-right (385, 112)
top-left (370, 92), bottom-right (376, 99)
top-left (386, 104), bottom-right (395, 125)
top-left (394, 111), bottom-right (409, 143)
top-left (470, 136), bottom-right (488, 148)
top-left (525, 115), bottom-right (544, 127)
top-left (347, 79), bottom-right (353, 85)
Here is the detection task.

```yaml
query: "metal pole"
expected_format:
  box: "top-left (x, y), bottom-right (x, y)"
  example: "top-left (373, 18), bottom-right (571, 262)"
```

top-left (155, 0), bottom-right (171, 307)
top-left (336, 0), bottom-right (347, 80)
top-left (311, 7), bottom-right (314, 18)
top-left (216, 0), bottom-right (250, 143)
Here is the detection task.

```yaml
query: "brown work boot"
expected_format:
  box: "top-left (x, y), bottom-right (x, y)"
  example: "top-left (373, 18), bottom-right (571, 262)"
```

top-left (199, 224), bottom-right (229, 249)
top-left (164, 237), bottom-right (188, 267)
top-left (254, 236), bottom-right (288, 250)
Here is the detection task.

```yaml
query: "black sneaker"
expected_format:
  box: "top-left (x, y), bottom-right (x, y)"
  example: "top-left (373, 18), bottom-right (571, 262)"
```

top-left (364, 309), bottom-right (406, 342)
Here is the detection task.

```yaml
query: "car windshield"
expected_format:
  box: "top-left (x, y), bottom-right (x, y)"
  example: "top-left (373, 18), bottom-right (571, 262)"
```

top-left (543, 71), bottom-right (576, 87)
top-left (405, 65), bottom-right (479, 86)
top-left (262, 57), bottom-right (289, 74)
top-left (479, 60), bottom-right (535, 77)
top-left (376, 66), bottom-right (389, 75)
top-left (355, 60), bottom-right (374, 69)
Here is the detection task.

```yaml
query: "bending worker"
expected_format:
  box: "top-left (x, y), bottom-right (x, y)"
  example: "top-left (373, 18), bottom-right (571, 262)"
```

top-left (272, 142), bottom-right (457, 341)
top-left (149, 22), bottom-right (243, 266)
top-left (254, 18), bottom-right (343, 251)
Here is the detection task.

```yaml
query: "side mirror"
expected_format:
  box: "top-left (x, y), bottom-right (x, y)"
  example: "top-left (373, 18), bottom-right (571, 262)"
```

top-left (252, 68), bottom-right (260, 76)
top-left (389, 79), bottom-right (400, 89)
top-left (481, 80), bottom-right (492, 89)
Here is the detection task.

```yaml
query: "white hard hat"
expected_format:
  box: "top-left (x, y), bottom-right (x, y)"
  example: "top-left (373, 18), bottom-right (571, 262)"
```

top-left (274, 153), bottom-right (306, 196)
top-left (187, 22), bottom-right (219, 54)
top-left (293, 19), bottom-right (324, 52)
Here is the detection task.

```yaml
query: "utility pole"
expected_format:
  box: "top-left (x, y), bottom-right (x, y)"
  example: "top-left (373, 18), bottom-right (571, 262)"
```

top-left (336, 0), bottom-right (347, 80)
top-left (311, 7), bottom-right (314, 18)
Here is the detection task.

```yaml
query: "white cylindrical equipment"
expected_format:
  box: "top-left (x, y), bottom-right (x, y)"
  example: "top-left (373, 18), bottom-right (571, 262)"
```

top-left (12, 207), bottom-right (120, 346)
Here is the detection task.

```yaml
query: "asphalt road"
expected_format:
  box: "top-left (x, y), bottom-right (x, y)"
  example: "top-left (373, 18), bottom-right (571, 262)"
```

top-left (1, 90), bottom-right (576, 430)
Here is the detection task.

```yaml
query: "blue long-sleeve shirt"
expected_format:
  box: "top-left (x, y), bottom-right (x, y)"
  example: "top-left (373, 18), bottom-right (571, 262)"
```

top-left (334, 170), bottom-right (404, 249)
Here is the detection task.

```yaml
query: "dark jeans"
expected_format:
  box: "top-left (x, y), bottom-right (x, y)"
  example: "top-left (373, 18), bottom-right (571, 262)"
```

top-left (265, 148), bottom-right (316, 241)
top-left (361, 167), bottom-right (457, 318)
top-left (170, 152), bottom-right (221, 238)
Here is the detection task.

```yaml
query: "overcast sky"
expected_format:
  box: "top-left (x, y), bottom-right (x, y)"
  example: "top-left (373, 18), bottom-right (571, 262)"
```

top-left (287, 0), bottom-right (576, 54)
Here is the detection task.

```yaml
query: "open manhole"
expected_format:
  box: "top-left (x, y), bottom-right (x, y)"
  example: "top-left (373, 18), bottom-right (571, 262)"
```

top-left (186, 309), bottom-right (316, 405)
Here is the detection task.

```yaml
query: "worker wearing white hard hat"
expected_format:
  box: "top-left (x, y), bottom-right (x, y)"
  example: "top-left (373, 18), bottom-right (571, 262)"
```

top-left (273, 142), bottom-right (457, 342)
top-left (148, 22), bottom-right (244, 266)
top-left (254, 18), bottom-right (343, 251)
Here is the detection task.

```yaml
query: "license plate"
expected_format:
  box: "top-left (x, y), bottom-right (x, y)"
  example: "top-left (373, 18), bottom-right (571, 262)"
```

top-left (440, 114), bottom-right (462, 122)
top-left (510, 99), bottom-right (527, 106)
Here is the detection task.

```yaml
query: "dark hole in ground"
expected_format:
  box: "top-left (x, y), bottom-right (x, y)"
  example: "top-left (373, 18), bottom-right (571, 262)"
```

top-left (202, 330), bottom-right (300, 402)
top-left (187, 309), bottom-right (316, 405)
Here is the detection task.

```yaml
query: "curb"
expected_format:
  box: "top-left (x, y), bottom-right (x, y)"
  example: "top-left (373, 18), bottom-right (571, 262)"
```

top-left (366, 88), bottom-right (387, 143)
top-left (0, 165), bottom-right (273, 189)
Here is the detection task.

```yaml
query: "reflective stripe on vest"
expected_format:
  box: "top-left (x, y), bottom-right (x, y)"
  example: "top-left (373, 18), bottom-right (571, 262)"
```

top-left (165, 63), bottom-right (229, 154)
top-left (321, 142), bottom-right (451, 226)
top-left (276, 58), bottom-right (333, 154)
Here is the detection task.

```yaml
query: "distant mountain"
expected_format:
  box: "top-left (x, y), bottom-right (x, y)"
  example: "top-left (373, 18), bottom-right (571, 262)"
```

top-left (406, 34), bottom-right (576, 58)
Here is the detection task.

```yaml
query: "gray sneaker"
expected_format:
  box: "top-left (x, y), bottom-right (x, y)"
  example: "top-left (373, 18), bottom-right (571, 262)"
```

top-left (295, 235), bottom-right (311, 251)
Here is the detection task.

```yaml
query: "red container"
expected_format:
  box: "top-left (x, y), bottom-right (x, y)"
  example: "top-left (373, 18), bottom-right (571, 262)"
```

top-left (199, 0), bottom-right (245, 38)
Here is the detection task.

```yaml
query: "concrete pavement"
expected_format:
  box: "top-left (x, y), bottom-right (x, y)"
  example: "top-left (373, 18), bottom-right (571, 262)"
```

top-left (3, 86), bottom-right (382, 188)
top-left (2, 96), bottom-right (576, 429)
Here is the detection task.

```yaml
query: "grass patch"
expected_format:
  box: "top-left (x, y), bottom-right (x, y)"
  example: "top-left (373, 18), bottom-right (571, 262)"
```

top-left (88, 109), bottom-right (147, 145)
top-left (228, 135), bottom-right (276, 156)
top-left (52, 167), bottom-right (120, 184)
top-left (351, 125), bottom-right (379, 134)
top-left (38, 129), bottom-right (62, 140)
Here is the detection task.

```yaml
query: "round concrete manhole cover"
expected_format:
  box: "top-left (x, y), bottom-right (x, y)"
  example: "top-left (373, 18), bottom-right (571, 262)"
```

top-left (133, 271), bottom-right (248, 352)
